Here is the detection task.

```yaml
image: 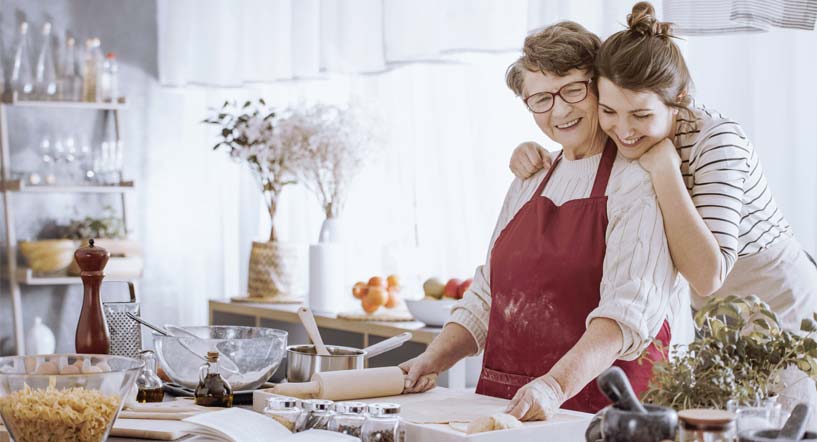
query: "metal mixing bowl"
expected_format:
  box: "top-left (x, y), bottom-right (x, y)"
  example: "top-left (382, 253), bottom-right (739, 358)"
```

top-left (153, 325), bottom-right (287, 390)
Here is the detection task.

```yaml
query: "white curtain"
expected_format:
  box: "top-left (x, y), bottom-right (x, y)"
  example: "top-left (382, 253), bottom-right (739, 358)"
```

top-left (156, 0), bottom-right (638, 86)
top-left (146, 0), bottom-right (817, 329)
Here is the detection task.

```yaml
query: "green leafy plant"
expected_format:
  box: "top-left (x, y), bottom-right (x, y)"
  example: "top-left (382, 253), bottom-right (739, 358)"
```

top-left (59, 209), bottom-right (126, 240)
top-left (642, 295), bottom-right (817, 410)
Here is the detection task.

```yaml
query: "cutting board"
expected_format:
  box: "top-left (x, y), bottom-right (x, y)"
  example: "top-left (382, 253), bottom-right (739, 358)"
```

top-left (356, 388), bottom-right (591, 441)
top-left (0, 418), bottom-right (195, 441)
top-left (110, 419), bottom-right (198, 440)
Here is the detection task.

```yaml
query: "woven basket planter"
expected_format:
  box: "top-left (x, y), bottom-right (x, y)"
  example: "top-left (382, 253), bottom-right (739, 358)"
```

top-left (247, 241), bottom-right (299, 298)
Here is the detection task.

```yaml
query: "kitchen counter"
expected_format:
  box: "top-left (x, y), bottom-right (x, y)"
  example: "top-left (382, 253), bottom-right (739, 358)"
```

top-left (209, 299), bottom-right (480, 389)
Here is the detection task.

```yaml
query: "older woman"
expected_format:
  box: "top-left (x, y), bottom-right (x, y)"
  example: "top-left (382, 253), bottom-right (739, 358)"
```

top-left (399, 21), bottom-right (686, 420)
top-left (510, 2), bottom-right (817, 336)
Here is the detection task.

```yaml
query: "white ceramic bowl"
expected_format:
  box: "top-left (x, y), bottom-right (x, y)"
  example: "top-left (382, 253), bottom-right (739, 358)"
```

top-left (405, 298), bottom-right (456, 327)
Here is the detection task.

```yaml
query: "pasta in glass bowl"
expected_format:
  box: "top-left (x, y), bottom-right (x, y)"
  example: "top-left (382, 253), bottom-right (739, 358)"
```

top-left (0, 354), bottom-right (141, 442)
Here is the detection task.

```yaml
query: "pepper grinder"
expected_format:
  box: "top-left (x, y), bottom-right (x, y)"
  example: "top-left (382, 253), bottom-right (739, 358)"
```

top-left (74, 239), bottom-right (111, 354)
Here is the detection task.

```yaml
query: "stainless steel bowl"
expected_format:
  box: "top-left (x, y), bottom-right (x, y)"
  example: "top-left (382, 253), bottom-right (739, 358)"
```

top-left (286, 344), bottom-right (365, 382)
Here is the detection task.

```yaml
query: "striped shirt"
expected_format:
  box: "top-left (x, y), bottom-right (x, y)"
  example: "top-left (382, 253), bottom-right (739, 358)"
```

top-left (664, 0), bottom-right (817, 34)
top-left (673, 105), bottom-right (792, 284)
top-left (449, 152), bottom-right (687, 361)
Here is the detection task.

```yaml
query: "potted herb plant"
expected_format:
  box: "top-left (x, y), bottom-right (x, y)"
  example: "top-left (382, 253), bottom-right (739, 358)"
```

top-left (642, 295), bottom-right (817, 410)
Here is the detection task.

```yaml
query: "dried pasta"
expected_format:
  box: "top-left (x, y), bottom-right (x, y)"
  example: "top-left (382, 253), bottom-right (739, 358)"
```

top-left (0, 386), bottom-right (120, 442)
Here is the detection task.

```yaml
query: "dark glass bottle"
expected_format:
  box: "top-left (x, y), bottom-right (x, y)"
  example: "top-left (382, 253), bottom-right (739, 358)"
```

top-left (74, 239), bottom-right (111, 354)
top-left (194, 351), bottom-right (233, 407)
top-left (135, 350), bottom-right (165, 403)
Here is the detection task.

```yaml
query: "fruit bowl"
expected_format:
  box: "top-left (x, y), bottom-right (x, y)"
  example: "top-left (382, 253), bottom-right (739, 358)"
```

top-left (405, 298), bottom-right (457, 327)
top-left (0, 354), bottom-right (141, 442)
top-left (153, 325), bottom-right (287, 390)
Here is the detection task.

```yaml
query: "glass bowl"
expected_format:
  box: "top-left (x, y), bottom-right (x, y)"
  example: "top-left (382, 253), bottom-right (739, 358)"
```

top-left (153, 325), bottom-right (287, 391)
top-left (0, 354), bottom-right (141, 442)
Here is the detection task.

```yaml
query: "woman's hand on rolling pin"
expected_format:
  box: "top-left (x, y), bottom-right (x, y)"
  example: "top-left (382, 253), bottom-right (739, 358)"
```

top-left (399, 353), bottom-right (440, 394)
top-left (638, 138), bottom-right (681, 177)
top-left (506, 374), bottom-right (565, 421)
top-left (509, 141), bottom-right (551, 179)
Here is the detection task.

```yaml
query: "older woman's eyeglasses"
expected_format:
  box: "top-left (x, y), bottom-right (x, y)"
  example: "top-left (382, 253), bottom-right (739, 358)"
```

top-left (524, 79), bottom-right (592, 114)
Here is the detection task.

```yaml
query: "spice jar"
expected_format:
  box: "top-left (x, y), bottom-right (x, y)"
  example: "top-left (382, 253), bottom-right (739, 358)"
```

top-left (329, 401), bottom-right (367, 437)
top-left (362, 403), bottom-right (403, 442)
top-left (296, 399), bottom-right (335, 432)
top-left (678, 409), bottom-right (737, 442)
top-left (263, 396), bottom-right (301, 432)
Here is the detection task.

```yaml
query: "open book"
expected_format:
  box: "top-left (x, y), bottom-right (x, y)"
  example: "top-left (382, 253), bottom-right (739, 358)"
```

top-left (183, 408), bottom-right (358, 442)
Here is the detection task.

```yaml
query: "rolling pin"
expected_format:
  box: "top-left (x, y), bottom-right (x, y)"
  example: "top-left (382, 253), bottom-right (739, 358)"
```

top-left (271, 367), bottom-right (405, 400)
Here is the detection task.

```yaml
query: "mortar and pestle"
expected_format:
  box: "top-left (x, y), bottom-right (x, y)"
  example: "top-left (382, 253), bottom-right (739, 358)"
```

top-left (585, 366), bottom-right (677, 442)
top-left (739, 403), bottom-right (817, 442)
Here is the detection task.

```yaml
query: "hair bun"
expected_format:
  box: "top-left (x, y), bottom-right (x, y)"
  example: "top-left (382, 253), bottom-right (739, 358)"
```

top-left (627, 1), bottom-right (673, 37)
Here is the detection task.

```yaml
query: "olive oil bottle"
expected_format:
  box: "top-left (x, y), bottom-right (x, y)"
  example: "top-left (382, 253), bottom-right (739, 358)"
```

top-left (194, 351), bottom-right (233, 407)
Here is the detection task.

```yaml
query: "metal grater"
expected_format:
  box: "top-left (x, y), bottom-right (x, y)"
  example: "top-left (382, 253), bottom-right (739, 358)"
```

top-left (104, 283), bottom-right (141, 358)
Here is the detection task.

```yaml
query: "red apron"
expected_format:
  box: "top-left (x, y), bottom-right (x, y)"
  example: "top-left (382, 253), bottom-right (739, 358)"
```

top-left (475, 139), bottom-right (671, 413)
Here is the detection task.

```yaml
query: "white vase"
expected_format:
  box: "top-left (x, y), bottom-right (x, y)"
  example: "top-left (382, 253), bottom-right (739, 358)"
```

top-left (309, 217), bottom-right (346, 313)
top-left (26, 317), bottom-right (55, 355)
top-left (318, 217), bottom-right (343, 243)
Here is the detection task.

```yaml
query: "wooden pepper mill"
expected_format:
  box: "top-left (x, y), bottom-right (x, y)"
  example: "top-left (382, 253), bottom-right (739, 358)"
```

top-left (74, 239), bottom-right (111, 354)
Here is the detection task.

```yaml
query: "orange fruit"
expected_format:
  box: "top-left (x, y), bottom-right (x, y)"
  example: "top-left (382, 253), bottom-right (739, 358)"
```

top-left (352, 282), bottom-right (367, 299)
top-left (368, 276), bottom-right (386, 288)
top-left (362, 297), bottom-right (379, 314)
top-left (366, 286), bottom-right (388, 307)
top-left (386, 274), bottom-right (400, 288)
top-left (385, 287), bottom-right (399, 308)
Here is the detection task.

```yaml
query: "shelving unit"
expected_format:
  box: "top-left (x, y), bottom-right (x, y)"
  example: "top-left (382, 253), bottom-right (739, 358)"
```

top-left (0, 95), bottom-right (139, 355)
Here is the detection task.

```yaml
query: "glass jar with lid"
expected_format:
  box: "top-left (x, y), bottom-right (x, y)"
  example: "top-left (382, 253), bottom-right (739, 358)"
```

top-left (296, 399), bottom-right (335, 432)
top-left (329, 401), bottom-right (367, 437)
top-left (678, 409), bottom-right (736, 442)
top-left (362, 403), bottom-right (403, 442)
top-left (263, 396), bottom-right (301, 432)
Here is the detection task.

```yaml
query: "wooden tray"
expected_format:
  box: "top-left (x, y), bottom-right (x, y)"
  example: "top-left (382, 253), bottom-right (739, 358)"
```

top-left (337, 308), bottom-right (414, 322)
top-left (230, 295), bottom-right (303, 304)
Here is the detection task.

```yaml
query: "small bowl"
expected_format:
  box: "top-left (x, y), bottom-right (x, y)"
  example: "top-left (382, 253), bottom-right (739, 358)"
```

top-left (0, 354), bottom-right (141, 442)
top-left (153, 325), bottom-right (287, 390)
top-left (405, 298), bottom-right (456, 327)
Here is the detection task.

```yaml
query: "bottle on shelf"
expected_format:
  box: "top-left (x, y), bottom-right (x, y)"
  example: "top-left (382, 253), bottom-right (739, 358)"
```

top-left (194, 352), bottom-right (233, 408)
top-left (10, 21), bottom-right (34, 100)
top-left (100, 52), bottom-right (119, 103)
top-left (82, 37), bottom-right (103, 102)
top-left (58, 35), bottom-right (83, 101)
top-left (25, 317), bottom-right (56, 355)
top-left (34, 22), bottom-right (57, 100)
top-left (95, 112), bottom-right (122, 184)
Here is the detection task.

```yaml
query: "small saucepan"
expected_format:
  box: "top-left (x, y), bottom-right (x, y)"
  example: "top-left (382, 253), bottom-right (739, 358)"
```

top-left (286, 332), bottom-right (412, 382)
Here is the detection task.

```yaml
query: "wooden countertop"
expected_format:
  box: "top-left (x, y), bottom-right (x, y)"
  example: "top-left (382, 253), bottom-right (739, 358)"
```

top-left (209, 299), bottom-right (443, 345)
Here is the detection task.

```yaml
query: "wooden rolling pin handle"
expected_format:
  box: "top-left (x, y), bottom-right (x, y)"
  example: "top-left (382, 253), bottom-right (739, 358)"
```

top-left (314, 367), bottom-right (406, 400)
top-left (270, 381), bottom-right (320, 399)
